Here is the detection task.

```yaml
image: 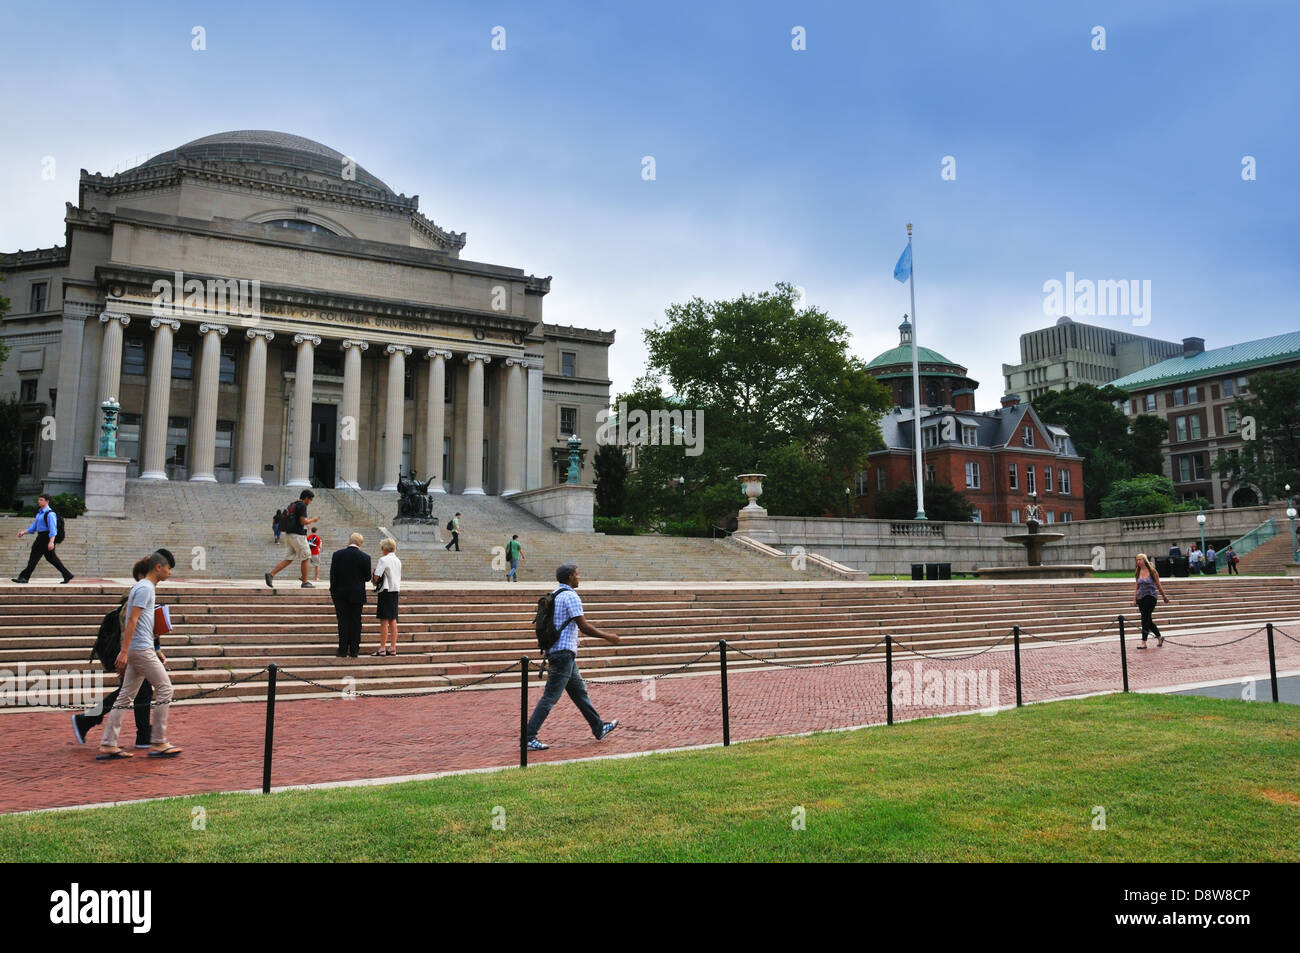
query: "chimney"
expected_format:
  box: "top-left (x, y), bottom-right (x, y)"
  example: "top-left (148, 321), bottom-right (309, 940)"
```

top-left (1000, 393), bottom-right (1021, 409)
top-left (1182, 337), bottom-right (1205, 358)
top-left (953, 387), bottom-right (976, 412)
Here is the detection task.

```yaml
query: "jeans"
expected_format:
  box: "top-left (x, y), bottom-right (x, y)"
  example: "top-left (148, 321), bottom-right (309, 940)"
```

top-left (507, 559), bottom-right (518, 581)
top-left (1138, 595), bottom-right (1162, 640)
top-left (102, 647), bottom-right (174, 747)
top-left (526, 651), bottom-right (604, 740)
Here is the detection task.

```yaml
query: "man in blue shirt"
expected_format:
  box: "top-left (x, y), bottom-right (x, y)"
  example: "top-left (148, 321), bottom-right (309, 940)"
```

top-left (12, 494), bottom-right (73, 584)
top-left (526, 563), bottom-right (621, 751)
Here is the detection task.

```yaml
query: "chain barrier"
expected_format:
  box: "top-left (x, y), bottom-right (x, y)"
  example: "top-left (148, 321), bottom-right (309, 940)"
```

top-left (1273, 627), bottom-right (1300, 645)
top-left (1020, 617), bottom-right (1117, 645)
top-left (34, 667), bottom-right (269, 712)
top-left (1160, 626), bottom-right (1266, 649)
top-left (277, 659), bottom-right (525, 700)
top-left (579, 645), bottom-right (721, 685)
top-left (891, 630), bottom-right (1013, 661)
top-left (728, 635), bottom-right (889, 670)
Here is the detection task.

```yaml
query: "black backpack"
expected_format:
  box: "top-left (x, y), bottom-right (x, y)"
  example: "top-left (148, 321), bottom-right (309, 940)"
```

top-left (90, 596), bottom-right (128, 672)
top-left (446, 519), bottom-right (455, 531)
top-left (534, 588), bottom-right (572, 655)
top-left (49, 508), bottom-right (66, 545)
top-left (282, 501), bottom-right (303, 534)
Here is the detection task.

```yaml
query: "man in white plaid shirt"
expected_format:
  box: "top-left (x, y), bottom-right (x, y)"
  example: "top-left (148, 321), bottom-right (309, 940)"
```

top-left (526, 563), bottom-right (621, 751)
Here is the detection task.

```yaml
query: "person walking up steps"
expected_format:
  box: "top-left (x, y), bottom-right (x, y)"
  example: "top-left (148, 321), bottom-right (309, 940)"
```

top-left (445, 512), bottom-right (461, 552)
top-left (97, 551), bottom-right (181, 759)
top-left (526, 563), bottom-right (621, 751)
top-left (265, 490), bottom-right (318, 589)
top-left (1133, 553), bottom-right (1171, 650)
top-left (12, 494), bottom-right (74, 584)
top-left (506, 534), bottom-right (523, 581)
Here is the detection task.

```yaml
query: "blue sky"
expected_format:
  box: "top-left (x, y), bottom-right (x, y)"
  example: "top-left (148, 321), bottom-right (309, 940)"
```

top-left (2, 0), bottom-right (1296, 403)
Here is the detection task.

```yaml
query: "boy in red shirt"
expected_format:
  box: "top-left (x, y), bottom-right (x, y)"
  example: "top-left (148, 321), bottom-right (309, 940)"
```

top-left (307, 530), bottom-right (323, 582)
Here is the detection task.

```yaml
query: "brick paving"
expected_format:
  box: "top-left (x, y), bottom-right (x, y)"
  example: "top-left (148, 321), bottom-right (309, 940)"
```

top-left (1, 621), bottom-right (1298, 815)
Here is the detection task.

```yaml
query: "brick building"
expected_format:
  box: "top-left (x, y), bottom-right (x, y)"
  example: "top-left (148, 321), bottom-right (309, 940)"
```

top-left (1110, 332), bottom-right (1300, 508)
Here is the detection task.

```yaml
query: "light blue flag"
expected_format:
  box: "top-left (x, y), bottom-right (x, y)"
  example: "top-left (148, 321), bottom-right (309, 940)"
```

top-left (893, 243), bottom-right (912, 283)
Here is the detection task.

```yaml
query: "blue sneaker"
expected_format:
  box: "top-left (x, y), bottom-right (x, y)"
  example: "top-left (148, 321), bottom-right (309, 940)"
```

top-left (527, 738), bottom-right (549, 751)
top-left (71, 714), bottom-right (87, 745)
top-left (597, 720), bottom-right (619, 740)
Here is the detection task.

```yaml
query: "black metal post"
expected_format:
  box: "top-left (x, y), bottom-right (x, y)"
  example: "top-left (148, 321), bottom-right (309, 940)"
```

top-left (1013, 626), bottom-right (1023, 708)
top-left (520, 657), bottom-right (530, 766)
top-left (262, 663), bottom-right (277, 794)
top-left (1118, 616), bottom-right (1129, 693)
top-left (1266, 624), bottom-right (1279, 703)
top-left (885, 635), bottom-right (894, 725)
top-left (719, 640), bottom-right (730, 746)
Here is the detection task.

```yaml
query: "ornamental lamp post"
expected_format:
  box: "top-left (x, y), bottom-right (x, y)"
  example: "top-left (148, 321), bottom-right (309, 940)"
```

top-left (1196, 510), bottom-right (1206, 564)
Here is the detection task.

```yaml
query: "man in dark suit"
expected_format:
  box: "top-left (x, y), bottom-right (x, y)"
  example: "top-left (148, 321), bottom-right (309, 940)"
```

top-left (329, 532), bottom-right (371, 658)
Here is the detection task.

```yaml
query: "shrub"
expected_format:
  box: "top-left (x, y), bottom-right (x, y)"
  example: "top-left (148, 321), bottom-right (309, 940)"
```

top-left (594, 516), bottom-right (636, 535)
top-left (50, 493), bottom-right (86, 519)
top-left (659, 520), bottom-right (712, 538)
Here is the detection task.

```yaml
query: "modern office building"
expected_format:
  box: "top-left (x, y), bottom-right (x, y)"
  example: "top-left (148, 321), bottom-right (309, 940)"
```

top-left (1003, 316), bottom-right (1184, 401)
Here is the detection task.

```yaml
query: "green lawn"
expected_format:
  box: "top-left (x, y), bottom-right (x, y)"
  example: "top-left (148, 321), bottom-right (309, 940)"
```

top-left (3, 693), bottom-right (1298, 862)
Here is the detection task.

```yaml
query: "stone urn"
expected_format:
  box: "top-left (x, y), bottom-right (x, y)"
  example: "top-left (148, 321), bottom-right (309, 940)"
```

top-left (737, 473), bottom-right (767, 513)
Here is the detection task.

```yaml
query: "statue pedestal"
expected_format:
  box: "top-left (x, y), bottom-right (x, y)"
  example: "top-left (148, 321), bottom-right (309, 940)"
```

top-left (83, 456), bottom-right (129, 518)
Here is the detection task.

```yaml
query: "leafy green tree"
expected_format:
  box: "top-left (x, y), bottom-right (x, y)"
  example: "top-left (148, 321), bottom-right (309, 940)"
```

top-left (874, 482), bottom-right (975, 522)
top-left (633, 283), bottom-right (893, 524)
top-left (592, 443), bottom-right (627, 517)
top-left (1213, 369), bottom-right (1300, 501)
top-left (1033, 384), bottom-right (1169, 518)
top-left (1099, 474), bottom-right (1207, 518)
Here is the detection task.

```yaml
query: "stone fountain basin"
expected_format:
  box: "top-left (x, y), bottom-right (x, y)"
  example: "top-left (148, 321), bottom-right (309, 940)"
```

top-left (1001, 532), bottom-right (1066, 545)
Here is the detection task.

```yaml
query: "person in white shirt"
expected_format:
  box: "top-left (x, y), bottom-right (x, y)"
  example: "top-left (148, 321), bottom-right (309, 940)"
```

top-left (372, 537), bottom-right (402, 657)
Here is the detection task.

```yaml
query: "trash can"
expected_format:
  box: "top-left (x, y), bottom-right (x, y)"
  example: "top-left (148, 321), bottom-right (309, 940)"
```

top-left (1173, 556), bottom-right (1190, 578)
top-left (937, 563), bottom-right (952, 580)
top-left (911, 563), bottom-right (924, 581)
top-left (1154, 556), bottom-right (1172, 576)
top-left (925, 563), bottom-right (939, 581)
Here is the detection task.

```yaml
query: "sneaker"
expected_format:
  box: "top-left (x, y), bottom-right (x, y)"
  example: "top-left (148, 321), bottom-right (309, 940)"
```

top-left (264, 572), bottom-right (274, 589)
top-left (10, 577), bottom-right (27, 584)
top-left (527, 738), bottom-right (549, 751)
top-left (597, 720), bottom-right (619, 740)
top-left (71, 714), bottom-right (87, 745)
top-left (300, 581), bottom-right (314, 588)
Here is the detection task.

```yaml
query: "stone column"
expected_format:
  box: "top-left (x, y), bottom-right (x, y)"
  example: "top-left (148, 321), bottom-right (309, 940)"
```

top-left (425, 349), bottom-right (451, 493)
top-left (526, 361), bottom-right (544, 490)
top-left (286, 334), bottom-right (320, 488)
top-left (502, 358), bottom-right (526, 495)
top-left (463, 353), bottom-right (491, 495)
top-left (140, 317), bottom-right (181, 480)
top-left (189, 322), bottom-right (228, 482)
top-left (381, 344), bottom-right (412, 491)
top-left (338, 339), bottom-right (368, 488)
top-left (238, 328), bottom-right (274, 485)
top-left (96, 312), bottom-right (130, 406)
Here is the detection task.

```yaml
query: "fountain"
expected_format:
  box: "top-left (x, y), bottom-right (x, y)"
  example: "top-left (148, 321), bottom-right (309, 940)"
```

top-left (975, 494), bottom-right (1094, 579)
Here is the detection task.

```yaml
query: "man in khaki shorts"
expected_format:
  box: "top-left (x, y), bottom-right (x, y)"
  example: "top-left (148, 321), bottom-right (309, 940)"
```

top-left (265, 489), bottom-right (319, 589)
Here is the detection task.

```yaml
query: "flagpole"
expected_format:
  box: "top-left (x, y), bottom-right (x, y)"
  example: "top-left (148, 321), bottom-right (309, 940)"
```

top-left (907, 223), bottom-right (927, 520)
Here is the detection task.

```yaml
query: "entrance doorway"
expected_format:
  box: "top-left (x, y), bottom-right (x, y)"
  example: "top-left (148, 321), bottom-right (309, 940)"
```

top-left (310, 403), bottom-right (337, 488)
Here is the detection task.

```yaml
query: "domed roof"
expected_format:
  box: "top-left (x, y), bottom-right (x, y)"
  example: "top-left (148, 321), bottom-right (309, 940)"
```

top-left (138, 130), bottom-right (395, 195)
top-left (865, 344), bottom-right (958, 369)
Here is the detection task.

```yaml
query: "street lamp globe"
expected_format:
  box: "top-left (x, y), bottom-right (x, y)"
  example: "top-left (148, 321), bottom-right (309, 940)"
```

top-left (1288, 507), bottom-right (1297, 520)
top-left (1196, 512), bottom-right (1206, 525)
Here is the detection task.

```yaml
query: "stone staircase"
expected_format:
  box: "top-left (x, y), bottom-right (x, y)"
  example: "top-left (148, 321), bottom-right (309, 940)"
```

top-left (2, 577), bottom-right (1296, 703)
top-left (1237, 531), bottom-right (1297, 575)
top-left (0, 481), bottom-right (818, 583)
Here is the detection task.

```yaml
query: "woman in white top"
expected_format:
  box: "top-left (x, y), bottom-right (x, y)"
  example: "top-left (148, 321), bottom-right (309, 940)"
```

top-left (372, 537), bottom-right (402, 657)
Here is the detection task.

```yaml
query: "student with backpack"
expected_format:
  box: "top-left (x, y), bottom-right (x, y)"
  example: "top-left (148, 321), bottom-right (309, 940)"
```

top-left (12, 493), bottom-right (74, 584)
top-left (265, 490), bottom-right (319, 589)
top-left (505, 534), bottom-right (523, 582)
top-left (444, 512), bottom-right (461, 552)
top-left (273, 509), bottom-right (284, 544)
top-left (525, 563), bottom-right (621, 751)
top-left (73, 549), bottom-right (176, 747)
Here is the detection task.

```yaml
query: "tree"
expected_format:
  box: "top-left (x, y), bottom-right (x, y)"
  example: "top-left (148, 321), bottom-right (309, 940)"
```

top-left (874, 482), bottom-right (975, 522)
top-left (1213, 369), bottom-right (1300, 501)
top-left (1033, 384), bottom-right (1169, 518)
top-left (634, 283), bottom-right (893, 524)
top-left (1099, 474), bottom-right (1208, 518)
top-left (592, 443), bottom-right (627, 517)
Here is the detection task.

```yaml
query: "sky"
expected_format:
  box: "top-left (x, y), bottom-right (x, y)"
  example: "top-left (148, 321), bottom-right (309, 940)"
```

top-left (1, 0), bottom-right (1297, 405)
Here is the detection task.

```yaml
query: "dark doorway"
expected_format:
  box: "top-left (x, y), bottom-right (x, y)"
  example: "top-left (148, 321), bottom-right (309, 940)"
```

top-left (1231, 486), bottom-right (1259, 507)
top-left (310, 403), bottom-right (337, 488)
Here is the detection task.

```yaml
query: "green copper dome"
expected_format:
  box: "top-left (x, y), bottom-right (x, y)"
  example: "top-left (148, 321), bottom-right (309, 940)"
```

top-left (865, 344), bottom-right (956, 369)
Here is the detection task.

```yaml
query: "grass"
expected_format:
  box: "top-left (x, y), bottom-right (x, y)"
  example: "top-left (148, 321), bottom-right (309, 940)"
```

top-left (2, 693), bottom-right (1297, 862)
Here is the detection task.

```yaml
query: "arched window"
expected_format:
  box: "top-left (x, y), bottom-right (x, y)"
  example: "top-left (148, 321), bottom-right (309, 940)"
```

top-left (264, 219), bottom-right (338, 236)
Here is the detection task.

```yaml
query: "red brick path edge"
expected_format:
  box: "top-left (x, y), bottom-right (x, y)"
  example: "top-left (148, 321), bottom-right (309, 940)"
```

top-left (2, 623), bottom-right (1298, 815)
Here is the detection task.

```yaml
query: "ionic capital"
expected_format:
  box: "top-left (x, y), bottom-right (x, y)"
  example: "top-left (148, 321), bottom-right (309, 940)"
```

top-left (99, 312), bottom-right (130, 327)
top-left (149, 317), bottom-right (181, 332)
top-left (246, 328), bottom-right (275, 342)
top-left (341, 339), bottom-right (370, 352)
top-left (426, 348), bottom-right (453, 361)
top-left (465, 352), bottom-right (493, 365)
top-left (199, 323), bottom-right (229, 337)
top-left (386, 344), bottom-right (413, 357)
top-left (293, 333), bottom-right (322, 348)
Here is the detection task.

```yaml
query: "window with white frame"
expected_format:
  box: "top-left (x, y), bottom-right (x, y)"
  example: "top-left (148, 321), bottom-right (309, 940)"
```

top-left (1178, 457), bottom-right (1191, 482)
top-left (1008, 463), bottom-right (1018, 489)
top-left (1189, 415), bottom-right (1202, 440)
top-left (961, 425), bottom-right (977, 447)
top-left (1044, 465), bottom-right (1053, 493)
top-left (1061, 512), bottom-right (1073, 522)
top-left (1144, 393), bottom-right (1156, 411)
top-left (965, 461), bottom-right (980, 489)
top-left (1022, 426), bottom-right (1034, 446)
top-left (924, 463), bottom-right (936, 483)
top-left (1175, 416), bottom-right (1188, 441)
top-left (1222, 378), bottom-right (1235, 397)
top-left (922, 427), bottom-right (939, 448)
top-left (1046, 511), bottom-right (1055, 524)
top-left (1011, 509), bottom-right (1021, 524)
top-left (854, 471), bottom-right (868, 496)
top-left (1026, 465), bottom-right (1036, 494)
top-left (1226, 407), bottom-right (1240, 433)
top-left (1057, 468), bottom-right (1071, 494)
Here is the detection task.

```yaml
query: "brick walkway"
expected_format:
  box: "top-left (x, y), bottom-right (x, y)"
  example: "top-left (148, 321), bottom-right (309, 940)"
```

top-left (2, 621), bottom-right (1298, 814)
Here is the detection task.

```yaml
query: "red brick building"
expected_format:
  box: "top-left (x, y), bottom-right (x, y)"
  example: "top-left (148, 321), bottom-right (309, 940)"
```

top-left (857, 322), bottom-right (1086, 524)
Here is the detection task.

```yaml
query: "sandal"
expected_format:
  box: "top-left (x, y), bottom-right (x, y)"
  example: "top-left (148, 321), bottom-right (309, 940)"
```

top-left (372, 650), bottom-right (388, 656)
top-left (147, 743), bottom-right (183, 758)
top-left (96, 747), bottom-right (133, 760)
top-left (1156, 637), bottom-right (1164, 647)
top-left (1136, 642), bottom-right (1147, 650)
